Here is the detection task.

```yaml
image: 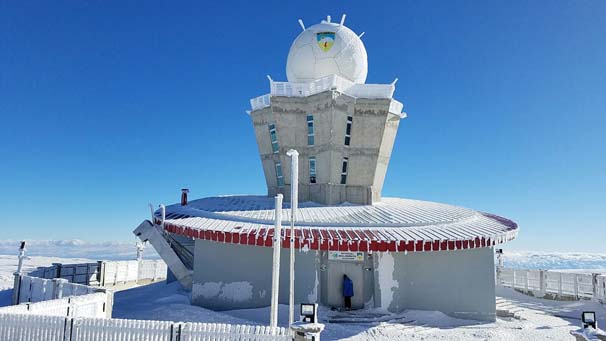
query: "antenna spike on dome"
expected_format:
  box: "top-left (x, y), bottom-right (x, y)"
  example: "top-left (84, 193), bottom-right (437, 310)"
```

top-left (327, 15), bottom-right (331, 23)
top-left (298, 19), bottom-right (305, 31)
top-left (340, 14), bottom-right (346, 26)
top-left (358, 32), bottom-right (365, 38)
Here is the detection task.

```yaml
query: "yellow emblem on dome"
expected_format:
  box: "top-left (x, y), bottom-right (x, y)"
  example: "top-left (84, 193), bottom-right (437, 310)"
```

top-left (316, 32), bottom-right (335, 52)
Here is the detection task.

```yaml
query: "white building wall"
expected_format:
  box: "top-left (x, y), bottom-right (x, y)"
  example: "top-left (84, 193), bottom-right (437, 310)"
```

top-left (374, 247), bottom-right (497, 321)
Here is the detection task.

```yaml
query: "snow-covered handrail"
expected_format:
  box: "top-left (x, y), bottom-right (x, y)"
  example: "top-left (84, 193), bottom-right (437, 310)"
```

top-left (496, 266), bottom-right (606, 303)
top-left (250, 74), bottom-right (405, 117)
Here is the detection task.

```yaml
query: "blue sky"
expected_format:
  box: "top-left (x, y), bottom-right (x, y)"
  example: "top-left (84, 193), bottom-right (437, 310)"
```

top-left (1, 1), bottom-right (604, 252)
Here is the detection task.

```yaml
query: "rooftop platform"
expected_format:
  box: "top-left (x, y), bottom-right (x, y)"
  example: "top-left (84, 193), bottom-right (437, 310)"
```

top-left (249, 74), bottom-right (406, 118)
top-left (154, 195), bottom-right (518, 253)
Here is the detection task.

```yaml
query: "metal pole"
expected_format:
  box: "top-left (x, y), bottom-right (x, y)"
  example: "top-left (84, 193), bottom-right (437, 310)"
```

top-left (12, 241), bottom-right (27, 304)
top-left (159, 204), bottom-right (166, 228)
top-left (16, 241), bottom-right (26, 274)
top-left (286, 149), bottom-right (299, 327)
top-left (136, 242), bottom-right (145, 283)
top-left (270, 194), bottom-right (283, 329)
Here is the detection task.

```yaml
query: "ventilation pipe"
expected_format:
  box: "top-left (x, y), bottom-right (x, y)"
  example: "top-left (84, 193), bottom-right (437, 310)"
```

top-left (181, 189), bottom-right (189, 206)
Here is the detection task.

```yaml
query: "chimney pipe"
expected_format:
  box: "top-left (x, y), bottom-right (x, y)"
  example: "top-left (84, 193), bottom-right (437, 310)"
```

top-left (181, 188), bottom-right (189, 206)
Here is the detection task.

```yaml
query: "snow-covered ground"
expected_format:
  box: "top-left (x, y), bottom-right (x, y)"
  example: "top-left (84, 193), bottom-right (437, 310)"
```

top-left (110, 281), bottom-right (606, 340)
top-left (2, 244), bottom-right (606, 340)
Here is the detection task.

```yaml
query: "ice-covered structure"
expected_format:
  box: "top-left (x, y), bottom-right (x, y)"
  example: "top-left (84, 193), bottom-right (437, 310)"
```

top-left (134, 15), bottom-right (518, 322)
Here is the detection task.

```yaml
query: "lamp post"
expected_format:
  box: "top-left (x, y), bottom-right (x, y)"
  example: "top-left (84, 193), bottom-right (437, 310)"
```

top-left (270, 194), bottom-right (283, 329)
top-left (286, 149), bottom-right (299, 327)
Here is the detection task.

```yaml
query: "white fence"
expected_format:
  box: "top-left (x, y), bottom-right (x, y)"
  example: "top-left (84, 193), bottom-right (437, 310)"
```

top-left (1, 292), bottom-right (111, 319)
top-left (0, 315), bottom-right (291, 341)
top-left (25, 259), bottom-right (167, 290)
top-left (497, 267), bottom-right (606, 302)
top-left (15, 275), bottom-right (101, 304)
top-left (99, 259), bottom-right (167, 287)
top-left (2, 259), bottom-right (290, 341)
top-left (0, 314), bottom-right (66, 341)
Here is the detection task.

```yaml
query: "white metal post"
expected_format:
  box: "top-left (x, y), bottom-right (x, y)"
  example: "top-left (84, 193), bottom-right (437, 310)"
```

top-left (159, 204), bottom-right (166, 228)
top-left (136, 241), bottom-right (145, 283)
top-left (149, 203), bottom-right (155, 222)
top-left (270, 194), bottom-right (283, 329)
top-left (286, 149), bottom-right (299, 327)
top-left (16, 241), bottom-right (26, 274)
top-left (12, 241), bottom-right (27, 305)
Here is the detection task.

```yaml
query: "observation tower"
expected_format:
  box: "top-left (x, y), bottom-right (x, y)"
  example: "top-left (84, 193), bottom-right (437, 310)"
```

top-left (134, 15), bottom-right (518, 322)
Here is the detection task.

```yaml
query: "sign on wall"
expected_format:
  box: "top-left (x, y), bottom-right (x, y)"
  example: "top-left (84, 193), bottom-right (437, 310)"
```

top-left (328, 251), bottom-right (364, 262)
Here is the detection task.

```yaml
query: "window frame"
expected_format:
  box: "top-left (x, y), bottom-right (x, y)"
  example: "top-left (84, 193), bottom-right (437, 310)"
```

top-left (309, 156), bottom-right (317, 184)
top-left (275, 161), bottom-right (285, 187)
top-left (268, 123), bottom-right (279, 153)
top-left (340, 157), bottom-right (349, 184)
top-left (307, 114), bottom-right (315, 146)
top-left (344, 116), bottom-right (353, 146)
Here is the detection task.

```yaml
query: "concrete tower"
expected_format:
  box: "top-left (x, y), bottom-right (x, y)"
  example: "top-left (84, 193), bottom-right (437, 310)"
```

top-left (249, 16), bottom-right (406, 205)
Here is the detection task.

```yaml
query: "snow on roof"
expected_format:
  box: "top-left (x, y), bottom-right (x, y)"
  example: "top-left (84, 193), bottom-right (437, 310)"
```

top-left (155, 195), bottom-right (518, 253)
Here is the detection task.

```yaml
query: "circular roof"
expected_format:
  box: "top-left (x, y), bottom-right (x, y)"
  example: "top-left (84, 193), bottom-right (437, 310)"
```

top-left (156, 195), bottom-right (518, 253)
top-left (286, 21), bottom-right (368, 84)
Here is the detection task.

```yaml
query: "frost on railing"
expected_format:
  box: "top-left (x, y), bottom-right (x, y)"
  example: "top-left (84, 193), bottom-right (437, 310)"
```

top-left (250, 94), bottom-right (271, 111)
top-left (0, 314), bottom-right (66, 341)
top-left (181, 322), bottom-right (291, 341)
top-left (1, 293), bottom-right (110, 319)
top-left (0, 314), bottom-right (292, 341)
top-left (497, 267), bottom-right (605, 301)
top-left (15, 276), bottom-right (98, 304)
top-left (100, 259), bottom-right (167, 286)
top-left (250, 74), bottom-right (401, 113)
top-left (389, 99), bottom-right (405, 117)
top-left (71, 317), bottom-right (174, 341)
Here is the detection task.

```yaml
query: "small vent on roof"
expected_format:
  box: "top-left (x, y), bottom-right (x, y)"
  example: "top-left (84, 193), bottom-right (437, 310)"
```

top-left (181, 189), bottom-right (189, 206)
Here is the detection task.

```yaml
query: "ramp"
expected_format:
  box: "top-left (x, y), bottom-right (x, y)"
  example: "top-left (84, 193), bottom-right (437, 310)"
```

top-left (133, 220), bottom-right (192, 290)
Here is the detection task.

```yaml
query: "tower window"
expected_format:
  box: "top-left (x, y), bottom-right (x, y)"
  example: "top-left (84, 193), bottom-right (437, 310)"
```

top-left (309, 157), bottom-right (317, 184)
top-left (275, 161), bottom-right (285, 187)
top-left (307, 114), bottom-right (315, 146)
top-left (268, 123), bottom-right (279, 153)
top-left (344, 116), bottom-right (353, 146)
top-left (340, 157), bottom-right (349, 184)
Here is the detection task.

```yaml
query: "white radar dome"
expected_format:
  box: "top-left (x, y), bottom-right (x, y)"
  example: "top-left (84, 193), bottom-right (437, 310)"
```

top-left (286, 19), bottom-right (368, 84)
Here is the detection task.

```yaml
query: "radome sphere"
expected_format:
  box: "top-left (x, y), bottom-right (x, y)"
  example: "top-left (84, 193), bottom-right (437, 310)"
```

top-left (286, 21), bottom-right (368, 84)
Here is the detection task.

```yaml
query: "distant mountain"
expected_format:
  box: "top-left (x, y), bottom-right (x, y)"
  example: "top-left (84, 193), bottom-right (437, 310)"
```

top-left (502, 250), bottom-right (606, 271)
top-left (0, 239), bottom-right (159, 260)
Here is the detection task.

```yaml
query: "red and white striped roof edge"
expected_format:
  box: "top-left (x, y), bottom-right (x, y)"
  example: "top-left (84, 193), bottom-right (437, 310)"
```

top-left (153, 196), bottom-right (518, 253)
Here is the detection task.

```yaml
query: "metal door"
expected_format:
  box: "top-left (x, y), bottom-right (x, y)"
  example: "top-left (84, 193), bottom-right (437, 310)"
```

top-left (326, 259), bottom-right (364, 309)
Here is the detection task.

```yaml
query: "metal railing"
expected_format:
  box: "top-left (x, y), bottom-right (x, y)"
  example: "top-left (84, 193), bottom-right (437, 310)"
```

top-left (496, 267), bottom-right (606, 302)
top-left (250, 74), bottom-right (403, 116)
